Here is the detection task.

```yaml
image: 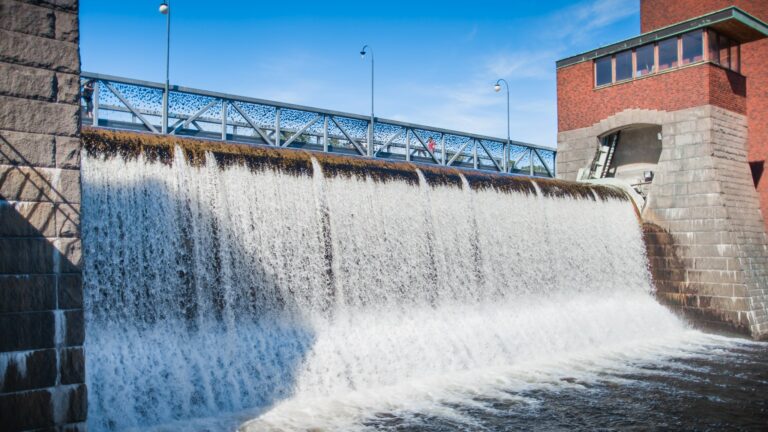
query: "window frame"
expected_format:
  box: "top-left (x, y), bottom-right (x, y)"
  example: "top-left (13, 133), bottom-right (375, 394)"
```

top-left (594, 56), bottom-right (613, 87)
top-left (657, 37), bottom-right (679, 71)
top-left (681, 30), bottom-right (704, 66)
top-left (634, 43), bottom-right (656, 78)
top-left (592, 28), bottom-right (739, 89)
top-left (614, 50), bottom-right (633, 82)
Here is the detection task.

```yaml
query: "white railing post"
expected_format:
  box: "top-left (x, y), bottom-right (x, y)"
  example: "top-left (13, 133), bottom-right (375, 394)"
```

top-left (221, 100), bottom-right (227, 140)
top-left (529, 148), bottom-right (534, 176)
top-left (503, 142), bottom-right (509, 173)
top-left (323, 115), bottom-right (329, 152)
top-left (553, 152), bottom-right (557, 178)
top-left (405, 129), bottom-right (411, 162)
top-left (275, 108), bottom-right (281, 146)
top-left (368, 120), bottom-right (374, 157)
top-left (441, 134), bottom-right (446, 165)
top-left (161, 87), bottom-right (168, 134)
top-left (92, 81), bottom-right (100, 126)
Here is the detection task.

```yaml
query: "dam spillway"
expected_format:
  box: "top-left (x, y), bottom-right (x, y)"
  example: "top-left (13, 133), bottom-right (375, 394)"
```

top-left (81, 129), bottom-right (690, 431)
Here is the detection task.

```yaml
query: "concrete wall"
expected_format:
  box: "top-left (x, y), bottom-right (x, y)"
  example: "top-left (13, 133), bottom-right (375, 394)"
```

top-left (0, 0), bottom-right (86, 430)
top-left (557, 106), bottom-right (768, 338)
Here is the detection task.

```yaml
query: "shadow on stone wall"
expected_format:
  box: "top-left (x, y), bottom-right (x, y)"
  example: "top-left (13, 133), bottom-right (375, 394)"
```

top-left (1, 133), bottom-right (85, 430)
top-left (750, 160), bottom-right (763, 188)
top-left (642, 222), bottom-right (751, 336)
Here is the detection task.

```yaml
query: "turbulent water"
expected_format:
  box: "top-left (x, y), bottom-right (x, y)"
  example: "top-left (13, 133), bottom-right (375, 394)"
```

top-left (81, 147), bottom-right (764, 431)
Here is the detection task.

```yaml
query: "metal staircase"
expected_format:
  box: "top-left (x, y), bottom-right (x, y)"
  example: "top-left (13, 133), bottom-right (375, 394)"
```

top-left (583, 131), bottom-right (620, 180)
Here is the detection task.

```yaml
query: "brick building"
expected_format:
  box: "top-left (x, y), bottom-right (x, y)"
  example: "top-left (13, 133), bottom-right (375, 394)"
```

top-left (555, 1), bottom-right (768, 338)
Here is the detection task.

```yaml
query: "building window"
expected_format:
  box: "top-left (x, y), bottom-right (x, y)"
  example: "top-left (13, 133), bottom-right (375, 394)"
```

top-left (709, 30), bottom-right (720, 64)
top-left (615, 50), bottom-right (633, 81)
top-left (658, 38), bottom-right (678, 71)
top-left (635, 44), bottom-right (655, 77)
top-left (592, 28), bottom-right (738, 89)
top-left (595, 56), bottom-right (612, 86)
top-left (719, 34), bottom-right (731, 69)
top-left (709, 30), bottom-right (740, 73)
top-left (731, 43), bottom-right (740, 73)
top-left (681, 31), bottom-right (703, 65)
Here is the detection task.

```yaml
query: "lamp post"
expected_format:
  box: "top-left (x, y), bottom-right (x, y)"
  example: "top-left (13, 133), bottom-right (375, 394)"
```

top-left (159, 1), bottom-right (170, 134)
top-left (360, 45), bottom-right (374, 157)
top-left (494, 79), bottom-right (510, 173)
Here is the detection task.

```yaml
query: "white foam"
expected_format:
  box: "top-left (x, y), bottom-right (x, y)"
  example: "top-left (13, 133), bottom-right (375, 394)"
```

top-left (0, 351), bottom-right (30, 389)
top-left (81, 147), bottom-right (694, 431)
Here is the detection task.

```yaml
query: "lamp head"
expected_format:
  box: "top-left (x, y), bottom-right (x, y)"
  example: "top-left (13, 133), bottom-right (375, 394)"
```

top-left (159, 2), bottom-right (169, 14)
top-left (494, 83), bottom-right (502, 92)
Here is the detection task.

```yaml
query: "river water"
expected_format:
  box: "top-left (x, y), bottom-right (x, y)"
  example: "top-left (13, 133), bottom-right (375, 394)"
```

top-left (80, 146), bottom-right (768, 431)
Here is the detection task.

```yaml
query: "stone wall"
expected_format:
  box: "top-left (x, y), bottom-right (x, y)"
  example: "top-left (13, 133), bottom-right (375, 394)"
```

top-left (0, 0), bottom-right (86, 430)
top-left (640, 0), bottom-right (768, 236)
top-left (557, 105), bottom-right (768, 338)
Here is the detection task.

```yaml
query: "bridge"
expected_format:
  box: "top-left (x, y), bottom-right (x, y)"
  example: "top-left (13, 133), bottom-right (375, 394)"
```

top-left (80, 72), bottom-right (556, 177)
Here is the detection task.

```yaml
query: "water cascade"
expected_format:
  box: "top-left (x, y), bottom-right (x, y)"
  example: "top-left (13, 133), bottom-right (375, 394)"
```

top-left (81, 134), bottom-right (690, 431)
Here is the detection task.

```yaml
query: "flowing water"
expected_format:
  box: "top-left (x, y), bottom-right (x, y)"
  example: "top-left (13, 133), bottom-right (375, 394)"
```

top-left (81, 148), bottom-right (768, 431)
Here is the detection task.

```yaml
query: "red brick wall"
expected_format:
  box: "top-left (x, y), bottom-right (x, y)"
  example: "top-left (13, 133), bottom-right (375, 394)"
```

top-left (742, 38), bottom-right (768, 225)
top-left (640, 0), bottom-right (767, 32)
top-left (600, 0), bottom-right (768, 230)
top-left (557, 62), bottom-right (746, 132)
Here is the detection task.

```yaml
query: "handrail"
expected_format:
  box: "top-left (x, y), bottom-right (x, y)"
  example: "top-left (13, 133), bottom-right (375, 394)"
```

top-left (80, 72), bottom-right (557, 177)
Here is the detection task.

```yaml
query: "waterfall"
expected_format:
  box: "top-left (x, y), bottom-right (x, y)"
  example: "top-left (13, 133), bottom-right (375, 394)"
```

top-left (81, 146), bottom-right (687, 431)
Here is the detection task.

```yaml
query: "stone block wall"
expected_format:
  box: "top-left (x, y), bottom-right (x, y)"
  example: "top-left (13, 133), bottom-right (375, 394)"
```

top-left (0, 0), bottom-right (86, 430)
top-left (557, 106), bottom-right (768, 338)
top-left (640, 0), bottom-right (768, 235)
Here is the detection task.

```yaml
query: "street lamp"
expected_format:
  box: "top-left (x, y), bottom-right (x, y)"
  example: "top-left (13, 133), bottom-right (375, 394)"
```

top-left (360, 45), bottom-right (374, 156)
top-left (494, 79), bottom-right (510, 173)
top-left (159, 1), bottom-right (171, 134)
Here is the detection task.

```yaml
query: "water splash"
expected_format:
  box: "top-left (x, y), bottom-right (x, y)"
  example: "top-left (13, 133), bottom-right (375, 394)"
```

top-left (82, 147), bottom-right (688, 431)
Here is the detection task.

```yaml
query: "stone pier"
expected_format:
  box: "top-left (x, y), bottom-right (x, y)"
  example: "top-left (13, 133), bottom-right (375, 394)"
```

top-left (557, 106), bottom-right (768, 338)
top-left (0, 0), bottom-right (86, 430)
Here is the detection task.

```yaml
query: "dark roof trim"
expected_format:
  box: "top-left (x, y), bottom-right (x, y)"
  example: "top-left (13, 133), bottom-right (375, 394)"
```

top-left (556, 7), bottom-right (768, 69)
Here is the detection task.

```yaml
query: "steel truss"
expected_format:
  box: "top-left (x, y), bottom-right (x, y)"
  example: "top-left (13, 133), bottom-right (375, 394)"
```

top-left (81, 72), bottom-right (556, 177)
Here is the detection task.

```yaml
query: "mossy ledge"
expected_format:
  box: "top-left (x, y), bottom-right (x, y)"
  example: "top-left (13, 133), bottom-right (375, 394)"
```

top-left (463, 171), bottom-right (538, 195)
top-left (82, 128), bottom-right (313, 175)
top-left (417, 165), bottom-right (465, 189)
top-left (81, 128), bottom-right (626, 201)
top-left (311, 152), bottom-right (420, 185)
top-left (534, 178), bottom-right (628, 201)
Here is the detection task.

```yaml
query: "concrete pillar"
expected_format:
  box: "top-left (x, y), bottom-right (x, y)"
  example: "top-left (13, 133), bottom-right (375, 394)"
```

top-left (0, 0), bottom-right (86, 430)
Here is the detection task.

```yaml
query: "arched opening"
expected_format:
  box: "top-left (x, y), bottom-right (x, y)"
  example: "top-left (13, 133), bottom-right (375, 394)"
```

top-left (605, 124), bottom-right (662, 183)
top-left (582, 124), bottom-right (662, 197)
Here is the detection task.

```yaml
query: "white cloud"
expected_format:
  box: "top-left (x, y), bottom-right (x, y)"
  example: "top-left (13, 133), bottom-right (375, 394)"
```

top-left (423, 0), bottom-right (639, 144)
top-left (485, 50), bottom-right (558, 80)
top-left (548, 0), bottom-right (638, 44)
top-left (465, 24), bottom-right (479, 42)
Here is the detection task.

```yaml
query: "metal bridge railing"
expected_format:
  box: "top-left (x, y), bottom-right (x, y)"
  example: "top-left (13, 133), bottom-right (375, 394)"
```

top-left (80, 72), bottom-right (556, 177)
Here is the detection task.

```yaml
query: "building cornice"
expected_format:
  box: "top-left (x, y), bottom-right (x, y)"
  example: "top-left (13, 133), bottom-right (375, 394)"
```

top-left (556, 6), bottom-right (768, 69)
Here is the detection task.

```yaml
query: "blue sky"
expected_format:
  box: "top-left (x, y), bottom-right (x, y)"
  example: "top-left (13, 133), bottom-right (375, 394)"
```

top-left (80, 0), bottom-right (640, 148)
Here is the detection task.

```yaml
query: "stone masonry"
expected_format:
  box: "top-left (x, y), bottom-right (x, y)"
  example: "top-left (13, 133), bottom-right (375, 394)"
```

top-left (0, 0), bottom-right (86, 430)
top-left (557, 106), bottom-right (768, 338)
